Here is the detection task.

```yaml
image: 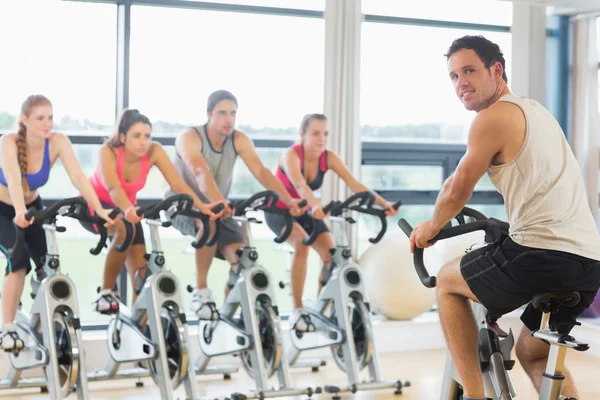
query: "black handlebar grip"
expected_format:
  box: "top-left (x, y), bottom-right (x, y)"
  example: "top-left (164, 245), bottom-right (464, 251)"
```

top-left (89, 208), bottom-right (122, 256)
top-left (233, 190), bottom-right (279, 217)
top-left (322, 201), bottom-right (338, 215)
top-left (205, 220), bottom-right (221, 247)
top-left (274, 211), bottom-right (293, 243)
top-left (7, 226), bottom-right (26, 261)
top-left (24, 209), bottom-right (35, 221)
top-left (368, 213), bottom-right (387, 244)
top-left (114, 214), bottom-right (134, 253)
top-left (397, 218), bottom-right (437, 288)
top-left (398, 217), bottom-right (501, 289)
top-left (191, 226), bottom-right (210, 249)
top-left (212, 202), bottom-right (225, 214)
top-left (460, 206), bottom-right (488, 222)
top-left (258, 206), bottom-right (293, 244)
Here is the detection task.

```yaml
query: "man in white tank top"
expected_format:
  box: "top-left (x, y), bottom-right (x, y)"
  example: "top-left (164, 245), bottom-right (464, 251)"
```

top-left (407, 36), bottom-right (600, 400)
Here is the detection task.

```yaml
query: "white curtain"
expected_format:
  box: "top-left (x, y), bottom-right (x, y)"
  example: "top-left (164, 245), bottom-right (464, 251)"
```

top-left (322, 0), bottom-right (362, 255)
top-left (570, 16), bottom-right (600, 219)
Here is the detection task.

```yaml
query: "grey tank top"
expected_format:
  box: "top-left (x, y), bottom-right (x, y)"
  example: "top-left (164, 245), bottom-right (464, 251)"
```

top-left (168, 124), bottom-right (238, 201)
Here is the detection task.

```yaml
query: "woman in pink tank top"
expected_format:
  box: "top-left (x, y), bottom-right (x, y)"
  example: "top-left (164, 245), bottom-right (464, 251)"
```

top-left (85, 109), bottom-right (222, 315)
top-left (265, 114), bottom-right (400, 332)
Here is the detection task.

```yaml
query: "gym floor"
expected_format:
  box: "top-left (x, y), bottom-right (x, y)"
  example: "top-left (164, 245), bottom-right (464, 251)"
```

top-left (1, 349), bottom-right (596, 399)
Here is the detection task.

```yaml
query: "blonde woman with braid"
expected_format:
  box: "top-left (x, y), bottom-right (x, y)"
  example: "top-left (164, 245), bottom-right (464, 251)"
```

top-left (0, 95), bottom-right (115, 351)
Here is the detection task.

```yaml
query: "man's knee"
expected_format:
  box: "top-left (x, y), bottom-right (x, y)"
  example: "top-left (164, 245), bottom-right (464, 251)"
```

top-left (221, 243), bottom-right (243, 264)
top-left (435, 257), bottom-right (479, 302)
top-left (436, 258), bottom-right (462, 290)
top-left (515, 327), bottom-right (549, 364)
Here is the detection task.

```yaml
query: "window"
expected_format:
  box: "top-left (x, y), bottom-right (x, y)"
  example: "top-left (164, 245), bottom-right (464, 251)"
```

top-left (360, 23), bottom-right (512, 143)
top-left (0, 1), bottom-right (117, 136)
top-left (361, 165), bottom-right (443, 191)
top-left (179, 0), bottom-right (324, 10)
top-left (0, 1), bottom-right (116, 324)
top-left (129, 5), bottom-right (325, 139)
top-left (362, 0), bottom-right (512, 26)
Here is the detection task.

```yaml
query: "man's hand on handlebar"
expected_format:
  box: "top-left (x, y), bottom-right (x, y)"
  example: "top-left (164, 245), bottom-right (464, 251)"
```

top-left (287, 198), bottom-right (308, 217)
top-left (409, 219), bottom-right (440, 254)
top-left (199, 201), bottom-right (225, 221)
top-left (219, 202), bottom-right (234, 219)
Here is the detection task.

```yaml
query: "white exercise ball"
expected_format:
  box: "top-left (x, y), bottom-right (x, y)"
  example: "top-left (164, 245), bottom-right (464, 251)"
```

top-left (358, 229), bottom-right (439, 320)
top-left (358, 228), bottom-right (487, 321)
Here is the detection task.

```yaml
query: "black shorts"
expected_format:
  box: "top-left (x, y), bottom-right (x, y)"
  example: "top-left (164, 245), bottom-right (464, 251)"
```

top-left (264, 211), bottom-right (330, 240)
top-left (79, 200), bottom-right (145, 246)
top-left (461, 234), bottom-right (600, 334)
top-left (0, 197), bottom-right (47, 275)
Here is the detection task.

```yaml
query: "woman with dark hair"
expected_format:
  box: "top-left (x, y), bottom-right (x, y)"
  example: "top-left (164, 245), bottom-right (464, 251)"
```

top-left (0, 95), bottom-right (115, 351)
top-left (84, 109), bottom-right (222, 315)
top-left (265, 113), bottom-right (400, 332)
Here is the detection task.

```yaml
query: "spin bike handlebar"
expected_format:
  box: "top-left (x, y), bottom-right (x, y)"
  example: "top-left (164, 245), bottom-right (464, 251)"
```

top-left (397, 206), bottom-right (504, 288)
top-left (230, 190), bottom-right (308, 244)
top-left (9, 197), bottom-right (122, 259)
top-left (301, 201), bottom-right (338, 246)
top-left (133, 194), bottom-right (226, 249)
top-left (302, 191), bottom-right (402, 246)
top-left (179, 201), bottom-right (225, 249)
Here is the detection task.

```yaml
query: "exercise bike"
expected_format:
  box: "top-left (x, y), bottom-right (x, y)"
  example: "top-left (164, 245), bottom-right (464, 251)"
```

top-left (398, 207), bottom-right (590, 400)
top-left (87, 193), bottom-right (219, 400)
top-left (0, 197), bottom-right (118, 399)
top-left (189, 190), bottom-right (318, 400)
top-left (279, 191), bottom-right (408, 399)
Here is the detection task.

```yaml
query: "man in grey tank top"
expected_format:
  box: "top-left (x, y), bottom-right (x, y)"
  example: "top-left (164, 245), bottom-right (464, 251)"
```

top-left (406, 36), bottom-right (600, 400)
top-left (168, 90), bottom-right (304, 321)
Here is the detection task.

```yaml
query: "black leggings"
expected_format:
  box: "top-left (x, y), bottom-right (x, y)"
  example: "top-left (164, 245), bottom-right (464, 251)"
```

top-left (0, 197), bottom-right (47, 276)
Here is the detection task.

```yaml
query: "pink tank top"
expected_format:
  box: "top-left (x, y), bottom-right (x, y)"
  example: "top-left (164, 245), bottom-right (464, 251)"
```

top-left (274, 144), bottom-right (327, 208)
top-left (89, 146), bottom-right (150, 207)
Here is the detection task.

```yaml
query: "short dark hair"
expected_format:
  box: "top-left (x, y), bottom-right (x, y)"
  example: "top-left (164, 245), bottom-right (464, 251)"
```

top-left (300, 113), bottom-right (327, 133)
top-left (207, 90), bottom-right (238, 113)
top-left (445, 35), bottom-right (508, 83)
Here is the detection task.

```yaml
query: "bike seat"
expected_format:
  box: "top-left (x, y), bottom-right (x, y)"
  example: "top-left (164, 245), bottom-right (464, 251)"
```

top-left (531, 292), bottom-right (580, 312)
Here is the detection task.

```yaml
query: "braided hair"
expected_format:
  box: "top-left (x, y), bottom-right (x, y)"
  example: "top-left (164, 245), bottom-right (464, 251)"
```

top-left (17, 95), bottom-right (52, 194)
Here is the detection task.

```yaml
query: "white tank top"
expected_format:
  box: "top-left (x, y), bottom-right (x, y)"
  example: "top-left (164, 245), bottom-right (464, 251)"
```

top-left (488, 94), bottom-right (600, 261)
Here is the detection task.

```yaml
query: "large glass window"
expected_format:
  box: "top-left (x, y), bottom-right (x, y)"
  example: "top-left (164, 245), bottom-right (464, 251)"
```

top-left (180, 0), bottom-right (324, 10)
top-left (129, 5), bottom-right (325, 139)
top-left (361, 165), bottom-right (444, 191)
top-left (136, 146), bottom-right (286, 200)
top-left (360, 23), bottom-right (512, 143)
top-left (362, 0), bottom-right (512, 26)
top-left (0, 0), bottom-right (117, 324)
top-left (0, 1), bottom-right (117, 136)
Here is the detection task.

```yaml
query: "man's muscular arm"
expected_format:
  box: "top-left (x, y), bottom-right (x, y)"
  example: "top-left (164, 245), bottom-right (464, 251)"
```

top-left (410, 104), bottom-right (516, 252)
